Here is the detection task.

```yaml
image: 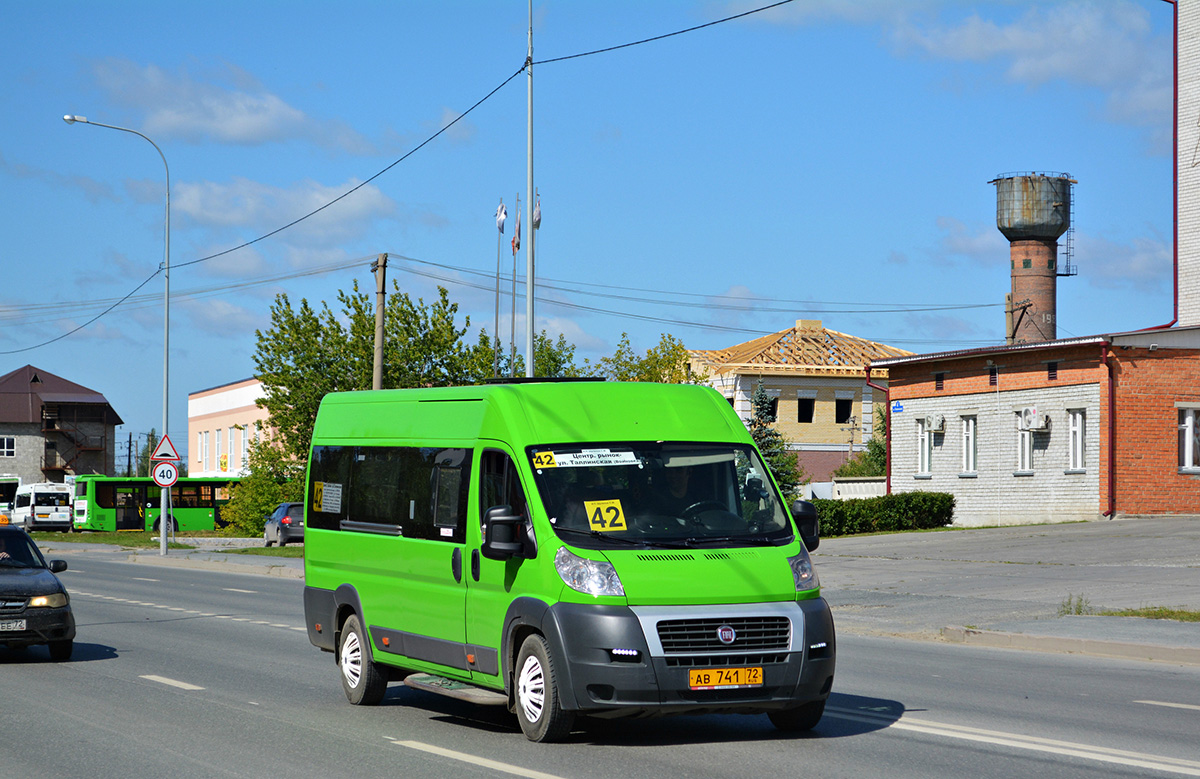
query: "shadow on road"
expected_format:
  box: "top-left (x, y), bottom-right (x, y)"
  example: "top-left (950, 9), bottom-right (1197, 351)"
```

top-left (387, 687), bottom-right (905, 745)
top-left (0, 641), bottom-right (118, 663)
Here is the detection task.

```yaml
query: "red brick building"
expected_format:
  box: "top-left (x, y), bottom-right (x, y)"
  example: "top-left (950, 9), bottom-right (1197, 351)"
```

top-left (871, 327), bottom-right (1200, 525)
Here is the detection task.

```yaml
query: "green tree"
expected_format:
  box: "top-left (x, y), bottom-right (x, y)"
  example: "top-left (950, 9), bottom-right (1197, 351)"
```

top-left (220, 431), bottom-right (305, 537)
top-left (748, 380), bottom-right (807, 501)
top-left (833, 406), bottom-right (887, 478)
top-left (464, 329), bottom-right (581, 380)
top-left (253, 281), bottom-right (474, 460)
top-left (593, 333), bottom-right (697, 383)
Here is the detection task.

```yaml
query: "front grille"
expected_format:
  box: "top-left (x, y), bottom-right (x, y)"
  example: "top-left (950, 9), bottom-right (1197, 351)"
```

top-left (657, 616), bottom-right (791, 654)
top-left (664, 653), bottom-right (788, 668)
top-left (0, 600), bottom-right (27, 614)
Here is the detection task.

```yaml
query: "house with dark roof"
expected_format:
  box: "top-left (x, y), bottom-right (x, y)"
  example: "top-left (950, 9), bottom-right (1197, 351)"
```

top-left (0, 365), bottom-right (122, 485)
top-left (689, 320), bottom-right (912, 481)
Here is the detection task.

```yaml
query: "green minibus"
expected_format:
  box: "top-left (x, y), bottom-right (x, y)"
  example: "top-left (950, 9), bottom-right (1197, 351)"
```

top-left (303, 380), bottom-right (834, 742)
top-left (73, 475), bottom-right (238, 532)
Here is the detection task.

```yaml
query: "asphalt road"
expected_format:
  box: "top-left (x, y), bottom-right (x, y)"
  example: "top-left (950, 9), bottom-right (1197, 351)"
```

top-left (2, 551), bottom-right (1198, 778)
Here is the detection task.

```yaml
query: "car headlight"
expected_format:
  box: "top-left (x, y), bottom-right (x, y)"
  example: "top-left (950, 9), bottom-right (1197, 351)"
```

top-left (29, 592), bottom-right (69, 608)
top-left (555, 547), bottom-right (624, 597)
top-left (787, 548), bottom-right (819, 592)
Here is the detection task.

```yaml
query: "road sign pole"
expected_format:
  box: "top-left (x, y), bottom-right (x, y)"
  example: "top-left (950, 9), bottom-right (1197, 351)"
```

top-left (150, 434), bottom-right (181, 556)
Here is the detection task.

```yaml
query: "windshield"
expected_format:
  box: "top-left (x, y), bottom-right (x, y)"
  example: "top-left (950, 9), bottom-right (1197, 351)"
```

top-left (528, 442), bottom-right (794, 550)
top-left (0, 533), bottom-right (47, 569)
top-left (34, 492), bottom-right (71, 508)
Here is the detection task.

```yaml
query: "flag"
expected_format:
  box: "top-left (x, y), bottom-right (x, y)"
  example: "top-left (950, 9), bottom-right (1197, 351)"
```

top-left (532, 196), bottom-right (541, 230)
top-left (495, 202), bottom-right (507, 234)
top-left (512, 207), bottom-right (521, 254)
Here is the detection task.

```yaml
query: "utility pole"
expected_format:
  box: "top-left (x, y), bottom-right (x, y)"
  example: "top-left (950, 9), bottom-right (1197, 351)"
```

top-left (371, 253), bottom-right (387, 390)
top-left (525, 0), bottom-right (535, 377)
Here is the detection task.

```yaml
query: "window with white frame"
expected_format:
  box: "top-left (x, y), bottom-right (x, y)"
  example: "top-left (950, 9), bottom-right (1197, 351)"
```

top-left (1016, 421), bottom-right (1033, 473)
top-left (197, 432), bottom-right (204, 465)
top-left (1068, 409), bottom-right (1086, 471)
top-left (961, 416), bottom-right (977, 473)
top-left (0, 437), bottom-right (13, 457)
top-left (202, 431), bottom-right (210, 471)
top-left (1180, 408), bottom-right (1200, 471)
top-left (918, 418), bottom-right (933, 474)
top-left (242, 426), bottom-right (250, 465)
top-left (227, 427), bottom-right (235, 470)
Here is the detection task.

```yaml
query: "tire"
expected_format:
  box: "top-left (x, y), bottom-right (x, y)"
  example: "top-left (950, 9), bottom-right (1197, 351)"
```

top-left (278, 533), bottom-right (287, 548)
top-left (768, 699), bottom-right (826, 732)
top-left (264, 529), bottom-right (274, 547)
top-left (514, 634), bottom-right (574, 742)
top-left (48, 640), bottom-right (73, 662)
top-left (152, 517), bottom-right (178, 533)
top-left (338, 615), bottom-right (387, 705)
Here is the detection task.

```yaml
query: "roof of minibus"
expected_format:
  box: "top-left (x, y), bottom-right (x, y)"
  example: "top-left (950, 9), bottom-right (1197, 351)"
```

top-left (311, 381), bottom-right (749, 448)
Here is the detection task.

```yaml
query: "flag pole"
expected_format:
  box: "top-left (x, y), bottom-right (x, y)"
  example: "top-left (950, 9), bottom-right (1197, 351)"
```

top-left (511, 194), bottom-right (519, 377)
top-left (494, 199), bottom-right (505, 378)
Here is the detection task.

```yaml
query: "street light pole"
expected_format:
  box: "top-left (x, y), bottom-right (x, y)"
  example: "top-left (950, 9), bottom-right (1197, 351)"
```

top-left (64, 114), bottom-right (172, 556)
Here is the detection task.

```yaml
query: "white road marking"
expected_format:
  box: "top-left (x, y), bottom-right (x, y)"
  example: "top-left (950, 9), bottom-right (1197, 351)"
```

top-left (222, 588), bottom-right (256, 594)
top-left (390, 740), bottom-right (565, 779)
top-left (140, 675), bottom-right (204, 691)
top-left (827, 707), bottom-right (1200, 776)
top-left (1136, 700), bottom-right (1200, 712)
top-left (71, 590), bottom-right (302, 633)
top-left (131, 577), bottom-right (159, 582)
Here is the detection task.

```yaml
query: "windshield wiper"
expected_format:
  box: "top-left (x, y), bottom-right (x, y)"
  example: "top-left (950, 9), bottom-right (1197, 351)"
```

top-left (683, 535), bottom-right (789, 548)
top-left (553, 526), bottom-right (691, 549)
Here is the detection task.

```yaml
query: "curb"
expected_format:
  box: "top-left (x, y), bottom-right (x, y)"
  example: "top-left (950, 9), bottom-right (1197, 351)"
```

top-left (125, 553), bottom-right (304, 580)
top-left (941, 625), bottom-right (1200, 666)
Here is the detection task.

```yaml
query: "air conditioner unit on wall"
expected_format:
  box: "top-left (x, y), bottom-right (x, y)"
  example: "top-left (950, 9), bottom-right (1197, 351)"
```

top-left (924, 414), bottom-right (945, 433)
top-left (1018, 406), bottom-right (1050, 431)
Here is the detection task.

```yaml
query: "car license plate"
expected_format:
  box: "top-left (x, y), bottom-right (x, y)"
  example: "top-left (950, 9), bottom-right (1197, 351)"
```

top-left (688, 666), bottom-right (763, 690)
top-left (0, 619), bottom-right (27, 631)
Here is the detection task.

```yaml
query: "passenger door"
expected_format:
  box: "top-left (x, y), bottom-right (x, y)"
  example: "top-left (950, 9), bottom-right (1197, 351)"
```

top-left (464, 447), bottom-right (543, 684)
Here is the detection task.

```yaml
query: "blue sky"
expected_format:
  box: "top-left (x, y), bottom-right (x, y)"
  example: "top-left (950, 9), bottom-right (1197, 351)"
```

top-left (1, 0), bottom-right (1176, 454)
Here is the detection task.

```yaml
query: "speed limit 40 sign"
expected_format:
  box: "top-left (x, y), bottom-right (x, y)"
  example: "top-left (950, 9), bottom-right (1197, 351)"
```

top-left (152, 460), bottom-right (179, 488)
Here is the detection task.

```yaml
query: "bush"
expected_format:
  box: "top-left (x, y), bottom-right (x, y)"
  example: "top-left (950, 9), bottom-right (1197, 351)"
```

top-left (811, 491), bottom-right (954, 537)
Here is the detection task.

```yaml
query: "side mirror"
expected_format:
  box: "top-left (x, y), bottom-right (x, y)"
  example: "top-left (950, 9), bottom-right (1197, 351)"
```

top-left (49, 560), bottom-right (68, 573)
top-left (790, 499), bottom-right (820, 551)
top-left (481, 505), bottom-right (525, 560)
top-left (744, 477), bottom-right (767, 502)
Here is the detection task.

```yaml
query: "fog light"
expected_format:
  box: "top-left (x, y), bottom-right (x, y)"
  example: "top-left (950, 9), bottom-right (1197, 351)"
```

top-left (610, 648), bottom-right (641, 662)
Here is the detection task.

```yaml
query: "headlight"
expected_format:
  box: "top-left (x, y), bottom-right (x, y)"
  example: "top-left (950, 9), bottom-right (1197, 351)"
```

top-left (555, 547), bottom-right (624, 597)
top-left (787, 548), bottom-right (819, 592)
top-left (29, 592), bottom-right (69, 608)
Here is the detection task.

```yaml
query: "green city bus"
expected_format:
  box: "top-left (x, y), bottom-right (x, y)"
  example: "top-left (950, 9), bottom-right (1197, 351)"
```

top-left (72, 475), bottom-right (239, 532)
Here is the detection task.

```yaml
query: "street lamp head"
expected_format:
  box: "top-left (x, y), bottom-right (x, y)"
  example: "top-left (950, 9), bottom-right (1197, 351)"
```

top-left (63, 114), bottom-right (87, 125)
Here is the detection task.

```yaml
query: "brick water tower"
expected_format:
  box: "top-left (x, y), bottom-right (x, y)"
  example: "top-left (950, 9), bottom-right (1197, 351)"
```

top-left (991, 172), bottom-right (1076, 343)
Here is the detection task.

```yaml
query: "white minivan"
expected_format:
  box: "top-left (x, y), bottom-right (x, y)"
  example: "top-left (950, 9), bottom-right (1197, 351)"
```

top-left (13, 482), bottom-right (73, 531)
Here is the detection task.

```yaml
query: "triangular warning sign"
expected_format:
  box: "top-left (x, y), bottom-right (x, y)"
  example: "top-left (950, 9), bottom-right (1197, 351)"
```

top-left (150, 434), bottom-right (180, 462)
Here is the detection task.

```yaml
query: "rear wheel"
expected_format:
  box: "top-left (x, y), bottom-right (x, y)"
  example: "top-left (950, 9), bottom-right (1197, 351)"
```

top-left (152, 516), bottom-right (178, 533)
top-left (339, 615), bottom-right (387, 705)
top-left (768, 699), bottom-right (826, 732)
top-left (48, 640), bottom-right (73, 662)
top-left (264, 528), bottom-right (275, 547)
top-left (514, 634), bottom-right (574, 742)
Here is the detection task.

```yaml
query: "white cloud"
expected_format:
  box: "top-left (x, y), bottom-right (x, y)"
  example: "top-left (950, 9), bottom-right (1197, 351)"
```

top-left (934, 216), bottom-right (1009, 267)
top-left (1074, 232), bottom-right (1171, 293)
top-left (178, 296), bottom-right (263, 336)
top-left (90, 58), bottom-right (377, 154)
top-left (172, 176), bottom-right (398, 250)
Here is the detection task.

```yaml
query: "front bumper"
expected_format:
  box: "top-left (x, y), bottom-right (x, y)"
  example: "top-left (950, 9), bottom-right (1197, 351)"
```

top-left (540, 598), bottom-right (835, 716)
top-left (0, 606), bottom-right (76, 648)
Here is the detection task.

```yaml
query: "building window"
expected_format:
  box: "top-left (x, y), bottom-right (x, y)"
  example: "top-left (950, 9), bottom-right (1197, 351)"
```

top-left (1180, 409), bottom-right (1200, 471)
top-left (1047, 362), bottom-right (1058, 381)
top-left (0, 437), bottom-right (13, 457)
top-left (1016, 424), bottom-right (1033, 473)
top-left (1068, 410), bottom-right (1085, 471)
top-left (961, 416), bottom-right (977, 473)
top-left (797, 397), bottom-right (815, 423)
top-left (989, 366), bottom-right (998, 386)
top-left (935, 373), bottom-right (945, 391)
top-left (835, 398), bottom-right (853, 424)
top-left (202, 431), bottom-right (210, 471)
top-left (197, 432), bottom-right (203, 465)
top-left (918, 419), bottom-right (933, 474)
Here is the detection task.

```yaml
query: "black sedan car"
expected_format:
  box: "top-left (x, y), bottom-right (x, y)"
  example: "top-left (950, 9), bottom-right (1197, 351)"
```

top-left (263, 502), bottom-right (304, 547)
top-left (0, 525), bottom-right (75, 660)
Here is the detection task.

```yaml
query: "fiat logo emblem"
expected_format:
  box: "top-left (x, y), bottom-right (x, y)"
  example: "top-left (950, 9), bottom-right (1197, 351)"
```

top-left (717, 625), bottom-right (737, 645)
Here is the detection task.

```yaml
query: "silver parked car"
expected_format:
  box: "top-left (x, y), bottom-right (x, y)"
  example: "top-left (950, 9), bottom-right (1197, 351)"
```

top-left (264, 502), bottom-right (304, 547)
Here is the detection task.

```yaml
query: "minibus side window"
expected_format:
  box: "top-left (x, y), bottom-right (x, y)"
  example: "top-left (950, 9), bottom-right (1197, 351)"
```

top-left (480, 450), bottom-right (528, 520)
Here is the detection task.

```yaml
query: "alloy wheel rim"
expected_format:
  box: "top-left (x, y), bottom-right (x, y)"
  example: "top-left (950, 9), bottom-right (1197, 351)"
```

top-left (518, 654), bottom-right (546, 723)
top-left (341, 631), bottom-right (362, 688)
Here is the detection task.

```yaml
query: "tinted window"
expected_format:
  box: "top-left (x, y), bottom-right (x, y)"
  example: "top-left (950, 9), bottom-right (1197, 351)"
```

top-left (308, 445), bottom-right (470, 542)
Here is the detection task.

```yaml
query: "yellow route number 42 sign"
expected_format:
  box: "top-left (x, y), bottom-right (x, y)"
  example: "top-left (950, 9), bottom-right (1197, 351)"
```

top-left (584, 499), bottom-right (627, 532)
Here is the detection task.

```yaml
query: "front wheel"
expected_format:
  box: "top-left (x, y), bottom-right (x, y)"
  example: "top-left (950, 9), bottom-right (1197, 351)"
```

top-left (152, 516), bottom-right (178, 533)
top-left (339, 614), bottom-right (387, 705)
top-left (514, 634), bottom-right (574, 742)
top-left (768, 699), bottom-right (826, 732)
